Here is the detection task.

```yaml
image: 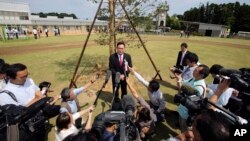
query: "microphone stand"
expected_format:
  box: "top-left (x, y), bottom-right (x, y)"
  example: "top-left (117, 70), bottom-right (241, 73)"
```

top-left (111, 83), bottom-right (119, 110)
top-left (93, 80), bottom-right (108, 106)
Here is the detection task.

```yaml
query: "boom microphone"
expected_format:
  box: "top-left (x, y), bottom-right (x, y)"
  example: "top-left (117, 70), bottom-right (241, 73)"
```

top-left (121, 95), bottom-right (136, 118)
top-left (104, 70), bottom-right (112, 87)
top-left (181, 84), bottom-right (200, 96)
top-left (115, 72), bottom-right (121, 86)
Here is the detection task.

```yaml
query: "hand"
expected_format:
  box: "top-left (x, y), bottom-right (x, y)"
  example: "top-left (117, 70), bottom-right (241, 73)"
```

top-left (120, 74), bottom-right (125, 81)
top-left (88, 105), bottom-right (95, 113)
top-left (128, 67), bottom-right (134, 74)
top-left (217, 78), bottom-right (231, 93)
top-left (170, 66), bottom-right (176, 72)
top-left (87, 92), bottom-right (94, 97)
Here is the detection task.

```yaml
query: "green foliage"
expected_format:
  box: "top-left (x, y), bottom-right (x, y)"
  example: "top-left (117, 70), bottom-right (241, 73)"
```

top-left (181, 2), bottom-right (250, 32)
top-left (31, 12), bottom-right (78, 19)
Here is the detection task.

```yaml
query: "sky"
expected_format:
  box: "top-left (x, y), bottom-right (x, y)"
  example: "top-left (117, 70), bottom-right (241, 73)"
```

top-left (4, 0), bottom-right (250, 19)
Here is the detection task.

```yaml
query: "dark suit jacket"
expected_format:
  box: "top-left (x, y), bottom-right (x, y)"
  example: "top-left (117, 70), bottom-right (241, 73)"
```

top-left (109, 53), bottom-right (132, 76)
top-left (176, 50), bottom-right (190, 69)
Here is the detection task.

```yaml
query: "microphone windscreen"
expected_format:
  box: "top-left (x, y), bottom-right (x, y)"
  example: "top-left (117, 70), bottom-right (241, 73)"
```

top-left (181, 84), bottom-right (199, 96)
top-left (121, 95), bottom-right (136, 112)
top-left (105, 70), bottom-right (112, 83)
top-left (219, 68), bottom-right (242, 77)
top-left (115, 72), bottom-right (120, 84)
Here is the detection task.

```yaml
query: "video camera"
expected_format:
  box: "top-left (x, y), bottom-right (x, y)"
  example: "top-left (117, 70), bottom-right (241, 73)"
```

top-left (174, 84), bottom-right (248, 126)
top-left (92, 95), bottom-right (137, 141)
top-left (219, 68), bottom-right (250, 101)
top-left (0, 97), bottom-right (60, 141)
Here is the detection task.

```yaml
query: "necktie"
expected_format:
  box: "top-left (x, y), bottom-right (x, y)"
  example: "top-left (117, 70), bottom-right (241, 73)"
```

top-left (119, 55), bottom-right (123, 66)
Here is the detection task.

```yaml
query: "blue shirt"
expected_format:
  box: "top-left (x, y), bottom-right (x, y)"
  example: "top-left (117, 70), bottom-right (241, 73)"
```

top-left (60, 87), bottom-right (85, 114)
top-left (177, 78), bottom-right (206, 119)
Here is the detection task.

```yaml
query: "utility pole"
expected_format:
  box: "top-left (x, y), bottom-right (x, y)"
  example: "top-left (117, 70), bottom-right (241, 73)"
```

top-left (109, 0), bottom-right (116, 55)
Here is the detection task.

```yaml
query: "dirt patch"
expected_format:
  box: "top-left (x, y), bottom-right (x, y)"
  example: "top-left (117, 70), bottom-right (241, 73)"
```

top-left (1, 37), bottom-right (249, 56)
top-left (0, 40), bottom-right (96, 55)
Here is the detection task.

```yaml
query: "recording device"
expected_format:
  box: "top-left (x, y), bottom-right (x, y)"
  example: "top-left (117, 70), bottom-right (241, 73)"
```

top-left (174, 84), bottom-right (248, 126)
top-left (92, 95), bottom-right (137, 141)
top-left (111, 72), bottom-right (121, 109)
top-left (39, 81), bottom-right (51, 96)
top-left (121, 95), bottom-right (136, 118)
top-left (93, 70), bottom-right (112, 106)
top-left (0, 97), bottom-right (60, 140)
top-left (173, 66), bottom-right (183, 74)
top-left (103, 70), bottom-right (111, 88)
top-left (219, 68), bottom-right (250, 94)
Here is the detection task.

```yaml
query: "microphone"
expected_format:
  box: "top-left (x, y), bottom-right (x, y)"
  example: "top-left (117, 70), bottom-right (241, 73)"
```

top-left (121, 95), bottom-right (136, 118)
top-left (181, 84), bottom-right (200, 96)
top-left (93, 70), bottom-right (111, 106)
top-left (103, 70), bottom-right (112, 87)
top-left (124, 59), bottom-right (128, 72)
top-left (115, 72), bottom-right (121, 87)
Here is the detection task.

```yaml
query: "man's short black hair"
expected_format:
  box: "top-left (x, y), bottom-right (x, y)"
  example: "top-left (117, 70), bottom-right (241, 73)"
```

top-left (195, 109), bottom-right (230, 141)
top-left (6, 63), bottom-right (27, 79)
top-left (184, 52), bottom-right (199, 63)
top-left (0, 59), bottom-right (9, 74)
top-left (61, 88), bottom-right (71, 101)
top-left (209, 64), bottom-right (224, 75)
top-left (116, 41), bottom-right (125, 47)
top-left (149, 80), bottom-right (160, 92)
top-left (198, 64), bottom-right (210, 79)
top-left (181, 42), bottom-right (188, 48)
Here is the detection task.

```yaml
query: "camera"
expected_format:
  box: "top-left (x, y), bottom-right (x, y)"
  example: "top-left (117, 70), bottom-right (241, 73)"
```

top-left (92, 95), bottom-right (137, 141)
top-left (219, 68), bottom-right (250, 93)
top-left (174, 84), bottom-right (206, 117)
top-left (0, 97), bottom-right (60, 141)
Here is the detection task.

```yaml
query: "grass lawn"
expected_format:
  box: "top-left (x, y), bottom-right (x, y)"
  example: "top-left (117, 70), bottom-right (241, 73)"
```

top-left (1, 34), bottom-right (250, 141)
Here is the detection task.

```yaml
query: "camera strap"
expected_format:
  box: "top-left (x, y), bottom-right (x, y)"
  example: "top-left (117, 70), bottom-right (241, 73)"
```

top-left (195, 85), bottom-right (206, 98)
top-left (0, 90), bottom-right (18, 102)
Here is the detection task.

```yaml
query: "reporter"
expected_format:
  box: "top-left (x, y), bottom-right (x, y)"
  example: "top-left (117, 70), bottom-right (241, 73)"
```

top-left (166, 109), bottom-right (231, 141)
top-left (55, 105), bottom-right (95, 141)
top-left (0, 63), bottom-right (43, 107)
top-left (129, 67), bottom-right (166, 122)
top-left (60, 76), bottom-right (97, 114)
top-left (126, 78), bottom-right (156, 139)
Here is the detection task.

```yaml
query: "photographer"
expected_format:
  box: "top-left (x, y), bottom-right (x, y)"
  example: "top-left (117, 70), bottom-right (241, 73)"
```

top-left (170, 52), bottom-right (199, 82)
top-left (210, 78), bottom-right (250, 124)
top-left (129, 67), bottom-right (166, 122)
top-left (100, 122), bottom-right (118, 141)
top-left (126, 78), bottom-right (156, 140)
top-left (175, 64), bottom-right (209, 131)
top-left (166, 109), bottom-right (231, 141)
top-left (55, 105), bottom-right (95, 141)
top-left (0, 63), bottom-right (43, 107)
top-left (207, 66), bottom-right (237, 108)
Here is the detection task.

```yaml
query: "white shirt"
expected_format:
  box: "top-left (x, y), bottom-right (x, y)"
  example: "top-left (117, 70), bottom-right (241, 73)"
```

top-left (54, 112), bottom-right (82, 141)
top-left (134, 72), bottom-right (166, 112)
top-left (180, 51), bottom-right (187, 65)
top-left (181, 65), bottom-right (197, 81)
top-left (0, 79), bottom-right (7, 90)
top-left (32, 29), bottom-right (38, 34)
top-left (0, 78), bottom-right (39, 106)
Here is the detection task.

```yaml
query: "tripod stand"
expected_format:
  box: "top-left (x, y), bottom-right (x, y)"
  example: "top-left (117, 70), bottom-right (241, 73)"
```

top-left (69, 0), bottom-right (162, 88)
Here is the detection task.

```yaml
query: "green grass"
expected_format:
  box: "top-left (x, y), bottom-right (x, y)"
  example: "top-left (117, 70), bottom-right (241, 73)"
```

top-left (1, 34), bottom-right (250, 141)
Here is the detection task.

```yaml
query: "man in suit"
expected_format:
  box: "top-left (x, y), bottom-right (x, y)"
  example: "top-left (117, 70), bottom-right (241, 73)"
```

top-left (109, 41), bottom-right (132, 100)
top-left (176, 42), bottom-right (190, 70)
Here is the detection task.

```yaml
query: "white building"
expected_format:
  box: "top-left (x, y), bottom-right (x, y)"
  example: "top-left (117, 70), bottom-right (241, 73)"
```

top-left (0, 1), bottom-right (108, 39)
top-left (181, 21), bottom-right (228, 37)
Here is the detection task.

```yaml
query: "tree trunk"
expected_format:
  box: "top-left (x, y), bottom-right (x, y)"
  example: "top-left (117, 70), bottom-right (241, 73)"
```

top-left (109, 0), bottom-right (116, 55)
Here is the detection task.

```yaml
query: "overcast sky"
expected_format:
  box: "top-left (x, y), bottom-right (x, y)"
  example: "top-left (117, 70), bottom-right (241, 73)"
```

top-left (5, 0), bottom-right (250, 19)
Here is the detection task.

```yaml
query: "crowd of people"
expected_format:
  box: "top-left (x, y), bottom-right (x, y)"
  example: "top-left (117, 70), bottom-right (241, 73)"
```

top-left (0, 40), bottom-right (249, 141)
